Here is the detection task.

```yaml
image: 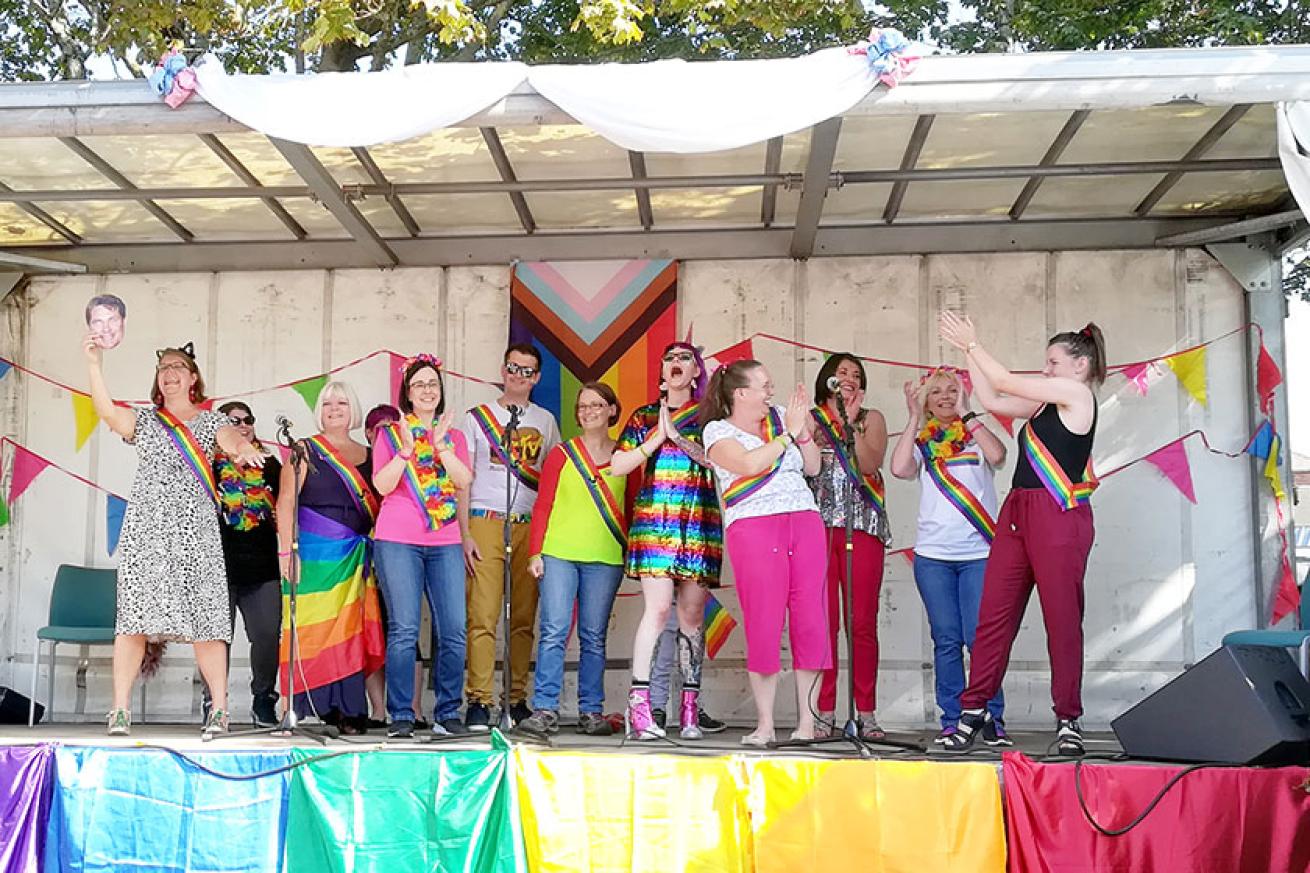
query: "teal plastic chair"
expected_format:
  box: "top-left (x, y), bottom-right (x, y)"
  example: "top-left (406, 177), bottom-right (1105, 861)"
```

top-left (28, 564), bottom-right (146, 726)
top-left (1223, 573), bottom-right (1310, 679)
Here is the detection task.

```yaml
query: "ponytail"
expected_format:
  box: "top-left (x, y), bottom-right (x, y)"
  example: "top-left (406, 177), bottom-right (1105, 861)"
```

top-left (699, 359), bottom-right (760, 425)
top-left (1049, 322), bottom-right (1107, 386)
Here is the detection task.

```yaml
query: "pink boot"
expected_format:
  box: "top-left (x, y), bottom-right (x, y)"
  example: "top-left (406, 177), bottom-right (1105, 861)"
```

top-left (625, 686), bottom-right (665, 740)
top-left (679, 688), bottom-right (703, 740)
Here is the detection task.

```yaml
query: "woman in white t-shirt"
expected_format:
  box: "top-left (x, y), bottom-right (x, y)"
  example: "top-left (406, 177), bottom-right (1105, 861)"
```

top-left (889, 368), bottom-right (1009, 746)
top-left (701, 360), bottom-right (828, 746)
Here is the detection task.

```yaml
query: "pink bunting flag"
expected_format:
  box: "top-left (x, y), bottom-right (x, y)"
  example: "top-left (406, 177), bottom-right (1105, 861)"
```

top-left (8, 443), bottom-right (50, 504)
top-left (991, 413), bottom-right (1014, 437)
top-left (1121, 362), bottom-right (1152, 396)
top-left (275, 443), bottom-right (291, 464)
top-left (1256, 342), bottom-right (1283, 414)
top-left (706, 338), bottom-right (755, 372)
top-left (1272, 553), bottom-right (1300, 625)
top-left (1143, 439), bottom-right (1196, 504)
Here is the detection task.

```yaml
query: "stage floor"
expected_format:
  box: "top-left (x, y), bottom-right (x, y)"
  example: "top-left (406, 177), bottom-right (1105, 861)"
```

top-left (1, 719), bottom-right (1125, 761)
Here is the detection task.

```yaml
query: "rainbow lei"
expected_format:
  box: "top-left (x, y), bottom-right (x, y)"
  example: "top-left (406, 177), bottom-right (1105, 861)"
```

top-left (381, 415), bottom-right (458, 530)
top-left (916, 417), bottom-right (971, 461)
top-left (215, 453), bottom-right (274, 531)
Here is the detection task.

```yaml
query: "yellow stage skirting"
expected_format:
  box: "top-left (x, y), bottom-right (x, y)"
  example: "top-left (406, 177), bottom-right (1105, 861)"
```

top-left (514, 750), bottom-right (1005, 873)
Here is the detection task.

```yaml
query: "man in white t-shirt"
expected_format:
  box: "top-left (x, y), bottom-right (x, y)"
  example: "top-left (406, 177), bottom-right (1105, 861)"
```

top-left (459, 343), bottom-right (561, 730)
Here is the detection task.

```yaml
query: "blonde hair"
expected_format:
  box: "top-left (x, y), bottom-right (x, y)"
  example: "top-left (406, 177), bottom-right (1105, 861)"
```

top-left (315, 380), bottom-right (363, 431)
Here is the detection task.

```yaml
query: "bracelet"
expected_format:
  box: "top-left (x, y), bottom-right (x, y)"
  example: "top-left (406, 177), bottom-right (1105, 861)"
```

top-left (966, 341), bottom-right (979, 353)
top-left (778, 432), bottom-right (795, 447)
top-left (397, 450), bottom-right (413, 460)
top-left (966, 420), bottom-right (984, 434)
top-left (796, 434), bottom-right (813, 445)
top-left (278, 550), bottom-right (291, 557)
top-left (639, 443), bottom-right (651, 459)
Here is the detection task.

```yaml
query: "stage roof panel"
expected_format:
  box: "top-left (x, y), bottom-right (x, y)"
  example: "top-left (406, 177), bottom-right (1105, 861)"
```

top-left (0, 44), bottom-right (1302, 271)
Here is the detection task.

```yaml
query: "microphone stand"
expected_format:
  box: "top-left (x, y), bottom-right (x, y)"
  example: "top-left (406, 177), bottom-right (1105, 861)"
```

top-left (216, 420), bottom-right (336, 744)
top-left (497, 404), bottom-right (523, 733)
top-left (771, 394), bottom-right (923, 757)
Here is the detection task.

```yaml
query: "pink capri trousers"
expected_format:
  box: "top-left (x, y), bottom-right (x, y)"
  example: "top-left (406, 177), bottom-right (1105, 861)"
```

top-left (725, 510), bottom-right (832, 674)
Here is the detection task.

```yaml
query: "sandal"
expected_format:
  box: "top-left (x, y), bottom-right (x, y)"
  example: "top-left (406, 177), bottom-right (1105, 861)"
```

top-left (741, 731), bottom-right (774, 748)
top-left (941, 710), bottom-right (985, 752)
top-left (858, 714), bottom-right (886, 740)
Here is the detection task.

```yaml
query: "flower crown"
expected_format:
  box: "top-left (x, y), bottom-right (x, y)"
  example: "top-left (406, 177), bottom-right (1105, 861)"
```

top-left (399, 353), bottom-right (443, 374)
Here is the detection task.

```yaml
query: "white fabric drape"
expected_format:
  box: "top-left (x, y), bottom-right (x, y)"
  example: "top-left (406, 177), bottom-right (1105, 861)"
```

top-left (528, 47), bottom-right (876, 153)
top-left (193, 48), bottom-right (880, 152)
top-left (1278, 102), bottom-right (1310, 221)
top-left (194, 58), bottom-right (530, 147)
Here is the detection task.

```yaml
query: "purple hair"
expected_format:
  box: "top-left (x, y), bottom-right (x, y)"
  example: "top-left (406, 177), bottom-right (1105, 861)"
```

top-left (664, 341), bottom-right (708, 401)
top-left (365, 403), bottom-right (400, 433)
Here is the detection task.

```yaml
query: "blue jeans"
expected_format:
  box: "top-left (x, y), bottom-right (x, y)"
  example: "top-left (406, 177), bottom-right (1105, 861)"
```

top-left (532, 556), bottom-right (623, 714)
top-left (913, 554), bottom-right (1005, 728)
top-left (374, 541), bottom-right (466, 723)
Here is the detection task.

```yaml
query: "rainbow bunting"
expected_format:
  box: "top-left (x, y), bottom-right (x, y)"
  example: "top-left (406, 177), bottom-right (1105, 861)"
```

top-left (703, 592), bottom-right (738, 659)
top-left (510, 260), bottom-right (677, 440)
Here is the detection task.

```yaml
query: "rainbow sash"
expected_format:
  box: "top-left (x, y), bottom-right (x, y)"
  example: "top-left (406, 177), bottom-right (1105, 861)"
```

top-left (155, 408), bottom-right (218, 505)
top-left (722, 407), bottom-right (786, 508)
top-left (470, 404), bottom-right (540, 490)
top-left (1021, 423), bottom-right (1098, 510)
top-left (561, 437), bottom-right (626, 548)
top-left (306, 435), bottom-right (380, 524)
top-left (669, 401), bottom-right (701, 439)
top-left (376, 423), bottom-right (456, 531)
top-left (810, 404), bottom-right (886, 512)
top-left (918, 446), bottom-right (996, 543)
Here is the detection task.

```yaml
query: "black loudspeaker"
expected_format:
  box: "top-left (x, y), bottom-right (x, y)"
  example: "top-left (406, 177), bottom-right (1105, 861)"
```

top-left (1112, 644), bottom-right (1310, 765)
top-left (0, 686), bottom-right (43, 725)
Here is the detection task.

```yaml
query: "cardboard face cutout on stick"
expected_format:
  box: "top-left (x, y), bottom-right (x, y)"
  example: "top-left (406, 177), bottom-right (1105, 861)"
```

top-left (85, 294), bottom-right (126, 350)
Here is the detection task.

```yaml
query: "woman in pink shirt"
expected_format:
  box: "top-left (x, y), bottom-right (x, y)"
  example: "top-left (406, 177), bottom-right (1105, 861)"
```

top-left (372, 354), bottom-right (474, 739)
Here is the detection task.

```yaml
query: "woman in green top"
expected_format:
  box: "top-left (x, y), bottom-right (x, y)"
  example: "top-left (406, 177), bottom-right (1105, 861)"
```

top-left (521, 383), bottom-right (628, 737)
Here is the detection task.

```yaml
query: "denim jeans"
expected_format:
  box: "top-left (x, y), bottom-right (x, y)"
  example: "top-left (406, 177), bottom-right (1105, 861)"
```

top-left (532, 556), bottom-right (623, 714)
top-left (913, 554), bottom-right (1005, 728)
top-left (374, 540), bottom-right (466, 723)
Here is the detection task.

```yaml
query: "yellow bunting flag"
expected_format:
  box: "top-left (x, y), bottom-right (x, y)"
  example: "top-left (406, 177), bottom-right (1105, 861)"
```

top-left (1164, 347), bottom-right (1207, 406)
top-left (71, 391), bottom-right (99, 450)
top-left (1265, 432), bottom-right (1285, 500)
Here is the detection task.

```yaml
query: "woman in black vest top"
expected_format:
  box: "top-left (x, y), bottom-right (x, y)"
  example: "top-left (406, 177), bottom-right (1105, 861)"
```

top-left (938, 313), bottom-right (1105, 755)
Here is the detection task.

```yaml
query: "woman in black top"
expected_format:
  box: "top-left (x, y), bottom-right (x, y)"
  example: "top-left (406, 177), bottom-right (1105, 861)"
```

top-left (938, 313), bottom-right (1105, 755)
top-left (211, 401), bottom-right (283, 728)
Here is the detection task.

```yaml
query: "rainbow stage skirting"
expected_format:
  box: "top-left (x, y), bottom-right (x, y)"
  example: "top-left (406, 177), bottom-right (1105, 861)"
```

top-left (2, 737), bottom-right (1307, 873)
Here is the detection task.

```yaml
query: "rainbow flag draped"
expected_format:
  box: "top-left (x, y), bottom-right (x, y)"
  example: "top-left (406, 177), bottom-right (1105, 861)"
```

top-left (278, 508), bottom-right (384, 695)
top-left (703, 592), bottom-right (738, 659)
top-left (510, 260), bottom-right (677, 440)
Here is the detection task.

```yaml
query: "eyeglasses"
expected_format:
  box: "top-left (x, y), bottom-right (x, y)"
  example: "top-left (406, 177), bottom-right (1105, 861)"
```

top-left (505, 362), bottom-right (538, 378)
top-left (410, 380), bottom-right (441, 391)
top-left (156, 361), bottom-right (190, 373)
top-left (662, 352), bottom-right (695, 364)
top-left (228, 414), bottom-right (255, 426)
top-left (577, 402), bottom-right (611, 412)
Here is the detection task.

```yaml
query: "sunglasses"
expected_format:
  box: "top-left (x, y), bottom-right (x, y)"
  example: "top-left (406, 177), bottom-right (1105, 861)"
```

top-left (505, 362), bottom-right (538, 378)
top-left (662, 352), bottom-right (695, 364)
top-left (228, 414), bottom-right (255, 426)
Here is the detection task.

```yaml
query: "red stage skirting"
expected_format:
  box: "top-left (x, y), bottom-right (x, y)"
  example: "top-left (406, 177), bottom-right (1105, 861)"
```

top-left (1002, 752), bottom-right (1310, 873)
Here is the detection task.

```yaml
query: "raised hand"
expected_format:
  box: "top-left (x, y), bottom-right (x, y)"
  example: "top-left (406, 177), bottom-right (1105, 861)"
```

top-left (784, 384), bottom-right (810, 436)
top-left (397, 420), bottom-right (416, 458)
top-left (429, 409), bottom-right (454, 446)
top-left (903, 381), bottom-right (922, 421)
top-left (938, 311), bottom-right (978, 352)
top-left (82, 331), bottom-right (103, 366)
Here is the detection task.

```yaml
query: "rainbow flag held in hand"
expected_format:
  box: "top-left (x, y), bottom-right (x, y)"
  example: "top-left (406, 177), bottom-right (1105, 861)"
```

top-left (509, 260), bottom-right (677, 440)
top-left (704, 592), bottom-right (739, 659)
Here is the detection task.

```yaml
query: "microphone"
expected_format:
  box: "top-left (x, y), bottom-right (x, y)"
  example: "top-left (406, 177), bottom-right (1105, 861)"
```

top-left (826, 376), bottom-right (843, 393)
top-left (275, 414), bottom-right (293, 431)
top-left (506, 404), bottom-right (522, 416)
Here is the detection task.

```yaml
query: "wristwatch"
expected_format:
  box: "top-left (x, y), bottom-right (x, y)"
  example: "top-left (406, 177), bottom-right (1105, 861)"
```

top-left (961, 411), bottom-right (979, 424)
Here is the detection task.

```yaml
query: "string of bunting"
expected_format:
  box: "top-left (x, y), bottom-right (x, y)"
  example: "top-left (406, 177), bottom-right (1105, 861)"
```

top-left (0, 437), bottom-right (128, 555)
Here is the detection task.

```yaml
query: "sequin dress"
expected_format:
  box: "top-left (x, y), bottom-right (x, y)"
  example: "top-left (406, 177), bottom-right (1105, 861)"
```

top-left (618, 402), bottom-right (723, 585)
top-left (809, 408), bottom-right (892, 544)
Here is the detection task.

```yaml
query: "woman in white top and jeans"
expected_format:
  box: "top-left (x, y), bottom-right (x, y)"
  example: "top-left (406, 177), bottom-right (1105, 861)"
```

top-left (889, 368), bottom-right (1009, 745)
top-left (701, 360), bottom-right (827, 746)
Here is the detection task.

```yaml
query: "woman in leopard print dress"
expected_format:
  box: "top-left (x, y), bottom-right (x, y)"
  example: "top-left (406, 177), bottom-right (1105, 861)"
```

top-left (84, 336), bottom-right (264, 738)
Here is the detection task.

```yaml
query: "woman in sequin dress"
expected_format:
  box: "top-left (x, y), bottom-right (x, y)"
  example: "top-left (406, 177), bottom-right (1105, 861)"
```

top-left (610, 342), bottom-right (723, 740)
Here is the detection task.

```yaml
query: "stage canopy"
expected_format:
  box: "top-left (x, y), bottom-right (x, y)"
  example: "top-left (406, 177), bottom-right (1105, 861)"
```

top-left (0, 44), bottom-right (1307, 274)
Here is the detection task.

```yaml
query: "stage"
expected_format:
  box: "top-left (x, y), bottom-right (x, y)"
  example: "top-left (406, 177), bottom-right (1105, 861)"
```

top-left (2, 723), bottom-right (1308, 873)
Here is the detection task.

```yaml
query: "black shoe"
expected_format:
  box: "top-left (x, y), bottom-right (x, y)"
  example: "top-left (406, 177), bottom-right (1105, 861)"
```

top-left (698, 708), bottom-right (727, 734)
top-left (510, 700), bottom-right (532, 726)
top-left (387, 720), bottom-right (415, 739)
top-left (432, 718), bottom-right (472, 737)
top-left (413, 718), bottom-right (431, 732)
top-left (251, 694), bottom-right (279, 728)
top-left (941, 710), bottom-right (985, 752)
top-left (466, 702), bottom-right (491, 733)
top-left (982, 714), bottom-right (1014, 748)
top-left (1056, 719), bottom-right (1085, 756)
top-left (651, 708), bottom-right (667, 730)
